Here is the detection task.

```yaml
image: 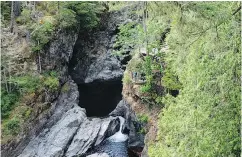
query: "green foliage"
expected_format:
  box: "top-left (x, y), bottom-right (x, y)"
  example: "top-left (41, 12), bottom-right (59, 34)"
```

top-left (140, 57), bottom-right (153, 93)
top-left (108, 2), bottom-right (129, 11)
top-left (56, 8), bottom-right (77, 29)
top-left (122, 71), bottom-right (132, 85)
top-left (126, 54), bottom-right (144, 72)
top-left (1, 72), bottom-right (59, 121)
top-left (162, 67), bottom-right (182, 90)
top-left (43, 76), bottom-right (59, 91)
top-left (140, 83), bottom-right (152, 93)
top-left (43, 71), bottom-right (59, 91)
top-left (16, 9), bottom-right (31, 25)
top-left (138, 128), bottom-right (146, 134)
top-left (23, 108), bottom-right (32, 119)
top-left (113, 22), bottom-right (141, 56)
top-left (61, 83), bottom-right (70, 93)
top-left (11, 75), bottom-right (42, 93)
top-left (31, 21), bottom-right (55, 52)
top-left (10, 2), bottom-right (104, 52)
top-left (1, 90), bottom-right (20, 119)
top-left (143, 56), bottom-right (152, 76)
top-left (1, 1), bottom-right (11, 24)
top-left (137, 114), bottom-right (149, 123)
top-left (154, 95), bottom-right (163, 105)
top-left (4, 117), bottom-right (20, 135)
top-left (64, 2), bottom-right (104, 30)
top-left (147, 2), bottom-right (241, 157)
top-left (43, 70), bottom-right (59, 78)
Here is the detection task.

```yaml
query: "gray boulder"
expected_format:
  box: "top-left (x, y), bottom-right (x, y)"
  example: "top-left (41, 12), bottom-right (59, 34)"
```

top-left (66, 117), bottom-right (120, 157)
top-left (18, 107), bottom-right (86, 157)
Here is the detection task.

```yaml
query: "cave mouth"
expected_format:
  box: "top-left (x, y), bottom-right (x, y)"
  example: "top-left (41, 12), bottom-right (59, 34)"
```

top-left (78, 80), bottom-right (123, 117)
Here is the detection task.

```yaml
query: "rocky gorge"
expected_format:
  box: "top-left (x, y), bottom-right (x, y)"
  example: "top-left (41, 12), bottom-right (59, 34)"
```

top-left (1, 4), bottom-right (145, 157)
top-left (2, 2), bottom-right (240, 157)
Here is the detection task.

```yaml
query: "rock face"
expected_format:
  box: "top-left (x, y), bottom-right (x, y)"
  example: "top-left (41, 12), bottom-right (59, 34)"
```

top-left (1, 80), bottom-right (79, 157)
top-left (3, 4), bottom-right (144, 157)
top-left (69, 5), bottom-right (140, 84)
top-left (42, 30), bottom-right (78, 83)
top-left (15, 81), bottom-right (121, 157)
top-left (84, 52), bottom-right (123, 83)
top-left (65, 117), bottom-right (120, 157)
top-left (2, 80), bottom-right (121, 157)
top-left (18, 107), bottom-right (86, 157)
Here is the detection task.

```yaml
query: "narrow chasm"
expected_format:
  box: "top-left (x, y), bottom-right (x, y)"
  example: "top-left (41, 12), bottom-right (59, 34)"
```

top-left (78, 80), bottom-right (122, 117)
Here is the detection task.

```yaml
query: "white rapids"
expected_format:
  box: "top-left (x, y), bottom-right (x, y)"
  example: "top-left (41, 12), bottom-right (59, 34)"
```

top-left (107, 116), bottom-right (128, 142)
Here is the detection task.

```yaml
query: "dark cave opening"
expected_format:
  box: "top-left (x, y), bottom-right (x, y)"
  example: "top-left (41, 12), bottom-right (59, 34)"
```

top-left (78, 80), bottom-right (123, 117)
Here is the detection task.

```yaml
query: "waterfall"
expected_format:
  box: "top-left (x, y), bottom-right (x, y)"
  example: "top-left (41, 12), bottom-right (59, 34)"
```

top-left (107, 117), bottom-right (128, 142)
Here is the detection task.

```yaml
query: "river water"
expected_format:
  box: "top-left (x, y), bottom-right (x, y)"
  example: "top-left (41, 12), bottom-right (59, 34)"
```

top-left (86, 117), bottom-right (130, 157)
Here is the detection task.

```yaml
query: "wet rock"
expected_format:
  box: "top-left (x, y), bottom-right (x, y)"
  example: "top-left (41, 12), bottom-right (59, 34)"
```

top-left (87, 153), bottom-right (110, 157)
top-left (85, 140), bottom-right (128, 157)
top-left (110, 100), bottom-right (145, 151)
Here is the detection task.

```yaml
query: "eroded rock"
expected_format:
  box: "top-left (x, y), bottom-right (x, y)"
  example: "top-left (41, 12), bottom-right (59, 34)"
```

top-left (84, 52), bottom-right (123, 83)
top-left (18, 107), bottom-right (86, 157)
top-left (69, 5), bottom-right (140, 84)
top-left (66, 117), bottom-right (120, 157)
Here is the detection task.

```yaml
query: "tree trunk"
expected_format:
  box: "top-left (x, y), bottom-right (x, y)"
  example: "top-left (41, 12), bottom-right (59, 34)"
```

top-left (13, 1), bottom-right (21, 17)
top-left (32, 1), bottom-right (36, 12)
top-left (37, 40), bottom-right (42, 73)
top-left (10, 1), bottom-right (14, 33)
top-left (9, 65), bottom-right (11, 92)
top-left (39, 52), bottom-right (42, 73)
top-left (143, 2), bottom-right (148, 55)
top-left (3, 68), bottom-right (9, 93)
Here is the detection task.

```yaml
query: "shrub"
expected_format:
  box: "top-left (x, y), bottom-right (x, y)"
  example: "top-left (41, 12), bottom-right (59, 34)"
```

top-left (31, 21), bottom-right (55, 52)
top-left (122, 71), bottom-right (132, 85)
top-left (138, 128), bottom-right (146, 134)
top-left (43, 76), bottom-right (59, 91)
top-left (162, 67), bottom-right (182, 91)
top-left (155, 95), bottom-right (163, 105)
top-left (11, 75), bottom-right (41, 93)
top-left (113, 22), bottom-right (141, 55)
top-left (23, 107), bottom-right (32, 120)
top-left (16, 9), bottom-right (32, 25)
top-left (4, 117), bottom-right (20, 135)
top-left (56, 8), bottom-right (77, 29)
top-left (1, 1), bottom-right (11, 24)
top-left (137, 114), bottom-right (149, 123)
top-left (1, 90), bottom-right (20, 119)
top-left (61, 83), bottom-right (70, 93)
top-left (140, 83), bottom-right (152, 93)
top-left (64, 2), bottom-right (104, 30)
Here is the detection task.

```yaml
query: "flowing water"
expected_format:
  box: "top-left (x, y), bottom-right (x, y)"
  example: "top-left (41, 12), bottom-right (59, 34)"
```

top-left (108, 117), bottom-right (128, 143)
top-left (86, 117), bottom-right (129, 157)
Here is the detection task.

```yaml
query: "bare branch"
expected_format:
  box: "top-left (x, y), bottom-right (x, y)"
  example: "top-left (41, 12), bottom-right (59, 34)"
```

top-left (232, 5), bottom-right (241, 16)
